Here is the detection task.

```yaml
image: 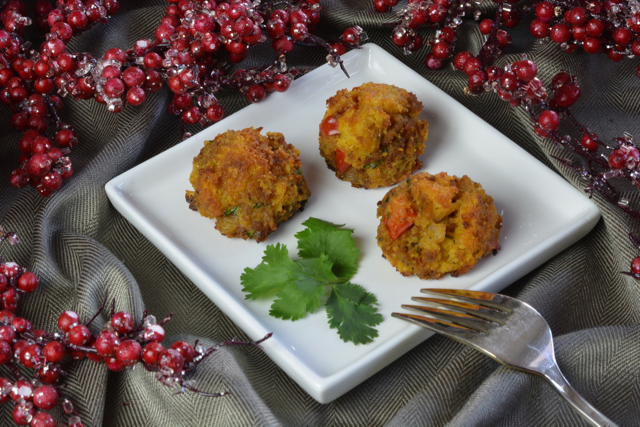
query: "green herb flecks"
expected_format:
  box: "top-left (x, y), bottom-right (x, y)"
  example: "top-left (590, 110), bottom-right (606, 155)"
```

top-left (240, 218), bottom-right (382, 345)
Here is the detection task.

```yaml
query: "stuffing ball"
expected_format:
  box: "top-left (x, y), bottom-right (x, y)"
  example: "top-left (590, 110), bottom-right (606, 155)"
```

top-left (318, 82), bottom-right (429, 188)
top-left (376, 172), bottom-right (502, 279)
top-left (186, 127), bottom-right (311, 242)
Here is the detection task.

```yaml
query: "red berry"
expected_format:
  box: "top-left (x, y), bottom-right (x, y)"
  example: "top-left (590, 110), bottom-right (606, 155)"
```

top-left (10, 379), bottom-right (34, 401)
top-left (42, 340), bottom-right (66, 363)
top-left (538, 110), bottom-right (560, 131)
top-left (630, 256), bottom-right (640, 276)
top-left (67, 324), bottom-right (92, 346)
top-left (550, 23), bottom-right (572, 43)
top-left (514, 59), bottom-right (537, 82)
top-left (142, 342), bottom-right (164, 365)
top-left (142, 324), bottom-right (165, 343)
top-left (111, 311), bottom-right (135, 335)
top-left (116, 339), bottom-right (142, 365)
top-left (94, 330), bottom-right (121, 357)
top-left (609, 149), bottom-right (627, 169)
top-left (159, 348), bottom-right (185, 373)
top-left (16, 271), bottom-right (38, 293)
top-left (535, 1), bottom-right (554, 21)
top-left (31, 412), bottom-right (56, 427)
top-left (171, 340), bottom-right (195, 363)
top-left (12, 403), bottom-right (35, 425)
top-left (58, 311), bottom-right (80, 332)
top-left (33, 385), bottom-right (58, 410)
top-left (19, 343), bottom-right (42, 368)
top-left (0, 340), bottom-right (11, 364)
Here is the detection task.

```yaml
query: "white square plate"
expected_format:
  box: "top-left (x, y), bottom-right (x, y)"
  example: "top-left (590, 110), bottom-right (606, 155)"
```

top-left (105, 43), bottom-right (601, 404)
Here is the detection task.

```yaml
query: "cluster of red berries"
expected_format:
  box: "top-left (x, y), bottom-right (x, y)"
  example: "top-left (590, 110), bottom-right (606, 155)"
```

top-left (0, 249), bottom-right (270, 426)
top-left (530, 0), bottom-right (640, 68)
top-left (2, 0), bottom-right (363, 197)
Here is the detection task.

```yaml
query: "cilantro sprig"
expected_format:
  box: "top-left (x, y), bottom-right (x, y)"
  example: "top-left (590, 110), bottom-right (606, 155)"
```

top-left (241, 217), bottom-right (382, 345)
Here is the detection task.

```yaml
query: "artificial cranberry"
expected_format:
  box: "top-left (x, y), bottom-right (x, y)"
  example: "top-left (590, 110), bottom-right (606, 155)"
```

top-left (16, 271), bottom-right (38, 293)
top-left (142, 342), bottom-right (164, 365)
top-left (31, 411), bottom-right (56, 427)
top-left (0, 340), bottom-right (11, 364)
top-left (630, 256), bottom-right (640, 276)
top-left (104, 47), bottom-right (126, 63)
top-left (105, 356), bottom-right (127, 372)
top-left (608, 149), bottom-right (627, 169)
top-left (33, 385), bottom-right (58, 410)
top-left (206, 104), bottom-right (224, 122)
top-left (126, 87), bottom-right (146, 106)
top-left (0, 325), bottom-right (15, 342)
top-left (432, 41), bottom-right (451, 60)
top-left (613, 27), bottom-right (634, 45)
top-left (453, 51), bottom-right (472, 71)
top-left (0, 309), bottom-right (15, 323)
top-left (111, 311), bottom-right (135, 335)
top-left (116, 339), bottom-right (142, 365)
top-left (272, 74), bottom-right (291, 92)
top-left (550, 23), bottom-right (572, 43)
top-left (26, 153), bottom-right (52, 178)
top-left (245, 84), bottom-right (266, 103)
top-left (142, 324), bottom-right (165, 343)
top-left (342, 27), bottom-right (361, 45)
top-left (468, 69), bottom-right (487, 90)
top-left (58, 311), bottom-right (80, 332)
top-left (272, 36), bottom-right (294, 54)
top-left (583, 37), bottom-right (601, 54)
top-left (530, 19), bottom-right (549, 38)
top-left (12, 403), bottom-right (35, 426)
top-left (171, 341), bottom-right (195, 363)
top-left (514, 59), bottom-right (537, 82)
top-left (552, 84), bottom-right (581, 108)
top-left (67, 324), bottom-right (91, 346)
top-left (42, 341), bottom-right (66, 363)
top-left (10, 379), bottom-right (34, 401)
top-left (586, 19), bottom-right (605, 37)
top-left (104, 77), bottom-right (125, 98)
top-left (182, 106), bottom-right (202, 124)
top-left (499, 71), bottom-right (519, 92)
top-left (36, 363), bottom-right (62, 384)
top-left (19, 343), bottom-right (42, 368)
top-left (535, 1), bottom-right (554, 21)
top-left (538, 110), bottom-right (560, 131)
top-left (159, 348), bottom-right (185, 373)
top-left (11, 317), bottom-right (32, 333)
top-left (94, 331), bottom-right (120, 357)
top-left (566, 7), bottom-right (588, 26)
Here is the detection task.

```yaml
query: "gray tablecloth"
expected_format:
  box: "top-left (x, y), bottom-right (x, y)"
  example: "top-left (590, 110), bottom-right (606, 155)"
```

top-left (1, 0), bottom-right (639, 425)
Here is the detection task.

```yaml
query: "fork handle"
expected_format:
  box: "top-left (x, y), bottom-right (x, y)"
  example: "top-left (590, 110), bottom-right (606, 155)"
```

top-left (543, 365), bottom-right (618, 427)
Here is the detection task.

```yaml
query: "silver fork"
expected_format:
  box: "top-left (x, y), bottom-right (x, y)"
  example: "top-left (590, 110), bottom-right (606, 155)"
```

top-left (392, 288), bottom-right (617, 427)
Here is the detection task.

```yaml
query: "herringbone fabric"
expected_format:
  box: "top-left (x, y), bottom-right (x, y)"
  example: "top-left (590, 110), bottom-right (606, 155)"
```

top-left (0, 0), bottom-right (639, 425)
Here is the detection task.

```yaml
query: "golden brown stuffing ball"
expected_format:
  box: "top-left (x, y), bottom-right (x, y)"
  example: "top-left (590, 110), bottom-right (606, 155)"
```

top-left (318, 82), bottom-right (429, 189)
top-left (376, 172), bottom-right (502, 279)
top-left (185, 127), bottom-right (311, 242)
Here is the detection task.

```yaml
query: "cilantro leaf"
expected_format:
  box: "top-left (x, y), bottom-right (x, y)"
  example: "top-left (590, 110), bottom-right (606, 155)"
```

top-left (270, 255), bottom-right (336, 320)
top-left (240, 218), bottom-right (382, 345)
top-left (326, 282), bottom-right (383, 345)
top-left (295, 217), bottom-right (359, 280)
top-left (241, 243), bottom-right (297, 299)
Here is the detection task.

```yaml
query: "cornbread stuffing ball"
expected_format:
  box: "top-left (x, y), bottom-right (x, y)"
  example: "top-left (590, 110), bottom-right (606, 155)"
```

top-left (376, 172), bottom-right (502, 279)
top-left (185, 127), bottom-right (311, 242)
top-left (318, 82), bottom-right (429, 189)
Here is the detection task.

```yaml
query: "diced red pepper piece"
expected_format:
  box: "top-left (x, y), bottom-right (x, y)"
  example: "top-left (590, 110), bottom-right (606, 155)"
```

top-left (320, 115), bottom-right (340, 137)
top-left (335, 149), bottom-right (351, 174)
top-left (386, 194), bottom-right (417, 240)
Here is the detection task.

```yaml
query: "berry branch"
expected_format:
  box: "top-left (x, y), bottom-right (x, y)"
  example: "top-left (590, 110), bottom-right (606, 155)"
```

top-left (0, 231), bottom-right (272, 426)
top-left (1, 0), bottom-right (365, 196)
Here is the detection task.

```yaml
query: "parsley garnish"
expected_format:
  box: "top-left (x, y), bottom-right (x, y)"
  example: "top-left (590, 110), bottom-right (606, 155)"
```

top-left (241, 218), bottom-right (382, 345)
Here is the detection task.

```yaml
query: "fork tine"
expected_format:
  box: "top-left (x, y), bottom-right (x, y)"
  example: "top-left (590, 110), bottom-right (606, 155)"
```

top-left (421, 288), bottom-right (520, 311)
top-left (399, 304), bottom-right (492, 333)
top-left (411, 296), bottom-right (508, 324)
top-left (391, 312), bottom-right (481, 336)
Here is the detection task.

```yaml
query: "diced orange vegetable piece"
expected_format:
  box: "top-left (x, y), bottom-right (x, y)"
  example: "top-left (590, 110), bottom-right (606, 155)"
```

top-left (335, 148), bottom-right (351, 174)
top-left (320, 115), bottom-right (340, 137)
top-left (386, 194), bottom-right (417, 240)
